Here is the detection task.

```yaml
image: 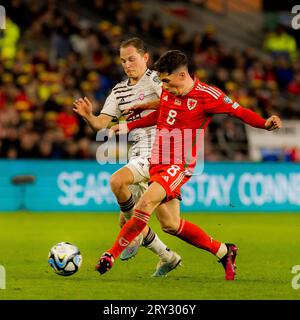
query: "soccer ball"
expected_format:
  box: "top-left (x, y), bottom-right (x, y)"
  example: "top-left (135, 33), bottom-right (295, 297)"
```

top-left (48, 242), bottom-right (82, 276)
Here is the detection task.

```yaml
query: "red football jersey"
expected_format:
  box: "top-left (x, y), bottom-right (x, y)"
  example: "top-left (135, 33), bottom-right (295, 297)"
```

top-left (150, 78), bottom-right (265, 170)
top-left (127, 77), bottom-right (266, 171)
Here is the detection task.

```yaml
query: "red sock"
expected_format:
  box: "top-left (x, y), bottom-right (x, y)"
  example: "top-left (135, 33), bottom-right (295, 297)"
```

top-left (108, 209), bottom-right (150, 259)
top-left (175, 219), bottom-right (221, 255)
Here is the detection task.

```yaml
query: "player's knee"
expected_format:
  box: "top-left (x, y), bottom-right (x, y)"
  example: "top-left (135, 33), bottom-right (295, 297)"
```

top-left (110, 174), bottom-right (124, 194)
top-left (135, 196), bottom-right (155, 212)
top-left (160, 221), bottom-right (179, 235)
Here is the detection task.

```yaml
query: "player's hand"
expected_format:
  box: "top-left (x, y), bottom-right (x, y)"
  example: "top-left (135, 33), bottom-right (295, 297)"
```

top-left (265, 115), bottom-right (282, 131)
top-left (122, 108), bottom-right (142, 121)
top-left (110, 123), bottom-right (129, 135)
top-left (73, 97), bottom-right (93, 118)
top-left (122, 102), bottom-right (158, 120)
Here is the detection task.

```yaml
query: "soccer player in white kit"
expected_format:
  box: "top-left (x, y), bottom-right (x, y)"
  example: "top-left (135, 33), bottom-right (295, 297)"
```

top-left (73, 38), bottom-right (181, 277)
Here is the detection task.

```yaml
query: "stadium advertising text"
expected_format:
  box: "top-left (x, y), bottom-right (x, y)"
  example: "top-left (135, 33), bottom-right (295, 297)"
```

top-left (184, 172), bottom-right (300, 207)
top-left (0, 161), bottom-right (299, 211)
top-left (57, 169), bottom-right (300, 210)
top-left (57, 171), bottom-right (115, 206)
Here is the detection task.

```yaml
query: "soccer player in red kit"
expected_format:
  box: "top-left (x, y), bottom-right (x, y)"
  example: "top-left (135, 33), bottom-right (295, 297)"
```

top-left (96, 50), bottom-right (282, 280)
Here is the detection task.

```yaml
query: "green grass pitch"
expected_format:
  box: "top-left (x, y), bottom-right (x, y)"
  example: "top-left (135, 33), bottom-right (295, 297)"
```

top-left (0, 212), bottom-right (299, 300)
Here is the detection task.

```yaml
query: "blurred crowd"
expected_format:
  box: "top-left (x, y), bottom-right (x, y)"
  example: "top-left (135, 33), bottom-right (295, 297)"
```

top-left (0, 0), bottom-right (299, 161)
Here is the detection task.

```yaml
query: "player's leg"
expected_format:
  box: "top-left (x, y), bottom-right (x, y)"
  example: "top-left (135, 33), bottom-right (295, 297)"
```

top-left (150, 199), bottom-right (182, 277)
top-left (174, 217), bottom-right (237, 280)
top-left (99, 162), bottom-right (237, 278)
top-left (96, 181), bottom-right (166, 274)
top-left (132, 183), bottom-right (181, 271)
top-left (156, 197), bottom-right (225, 255)
top-left (111, 158), bottom-right (153, 225)
top-left (110, 167), bottom-right (145, 260)
top-left (151, 166), bottom-right (238, 280)
top-left (155, 199), bottom-right (181, 235)
top-left (144, 199), bottom-right (180, 259)
top-left (110, 162), bottom-right (177, 264)
top-left (110, 166), bottom-right (145, 227)
top-left (156, 198), bottom-right (237, 280)
top-left (111, 181), bottom-right (166, 257)
top-left (133, 197), bottom-right (182, 277)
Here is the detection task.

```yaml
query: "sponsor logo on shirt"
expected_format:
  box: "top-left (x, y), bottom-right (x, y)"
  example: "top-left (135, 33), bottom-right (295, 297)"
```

top-left (174, 99), bottom-right (181, 106)
top-left (162, 95), bottom-right (168, 102)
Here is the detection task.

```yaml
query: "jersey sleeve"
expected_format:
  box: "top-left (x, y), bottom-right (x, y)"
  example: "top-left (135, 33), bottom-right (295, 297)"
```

top-left (100, 90), bottom-right (121, 118)
top-left (127, 110), bottom-right (159, 131)
top-left (150, 72), bottom-right (163, 97)
top-left (204, 91), bottom-right (266, 129)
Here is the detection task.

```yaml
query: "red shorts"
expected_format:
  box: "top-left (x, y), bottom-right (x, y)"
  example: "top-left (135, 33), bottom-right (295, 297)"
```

top-left (149, 164), bottom-right (192, 203)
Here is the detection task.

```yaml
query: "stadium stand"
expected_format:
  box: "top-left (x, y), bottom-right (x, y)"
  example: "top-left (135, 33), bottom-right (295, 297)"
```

top-left (0, 0), bottom-right (299, 161)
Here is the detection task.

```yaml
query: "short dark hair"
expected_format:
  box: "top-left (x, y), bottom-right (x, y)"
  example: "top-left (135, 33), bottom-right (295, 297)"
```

top-left (154, 50), bottom-right (188, 74)
top-left (120, 37), bottom-right (148, 55)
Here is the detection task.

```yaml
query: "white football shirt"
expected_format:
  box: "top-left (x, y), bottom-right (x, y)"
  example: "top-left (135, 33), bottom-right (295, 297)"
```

top-left (101, 69), bottom-right (162, 158)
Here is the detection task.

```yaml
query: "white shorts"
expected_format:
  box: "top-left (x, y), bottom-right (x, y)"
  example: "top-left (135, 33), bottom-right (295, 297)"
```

top-left (125, 156), bottom-right (150, 203)
top-left (125, 156), bottom-right (150, 183)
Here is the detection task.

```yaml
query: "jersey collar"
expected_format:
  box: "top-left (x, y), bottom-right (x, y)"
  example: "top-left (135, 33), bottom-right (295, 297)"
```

top-left (127, 68), bottom-right (150, 86)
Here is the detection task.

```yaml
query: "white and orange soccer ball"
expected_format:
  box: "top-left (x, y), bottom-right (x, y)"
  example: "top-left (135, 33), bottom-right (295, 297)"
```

top-left (48, 242), bottom-right (82, 276)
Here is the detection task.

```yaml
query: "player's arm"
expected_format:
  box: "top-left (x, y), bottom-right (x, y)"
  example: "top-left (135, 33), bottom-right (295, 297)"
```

top-left (122, 99), bottom-right (160, 117)
top-left (233, 108), bottom-right (281, 130)
top-left (111, 109), bottom-right (159, 135)
top-left (73, 97), bottom-right (113, 131)
top-left (127, 109), bottom-right (159, 130)
top-left (204, 94), bottom-right (281, 131)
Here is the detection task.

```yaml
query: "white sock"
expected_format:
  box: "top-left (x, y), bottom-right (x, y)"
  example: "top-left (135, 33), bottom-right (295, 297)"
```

top-left (215, 243), bottom-right (228, 259)
top-left (144, 234), bottom-right (173, 261)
